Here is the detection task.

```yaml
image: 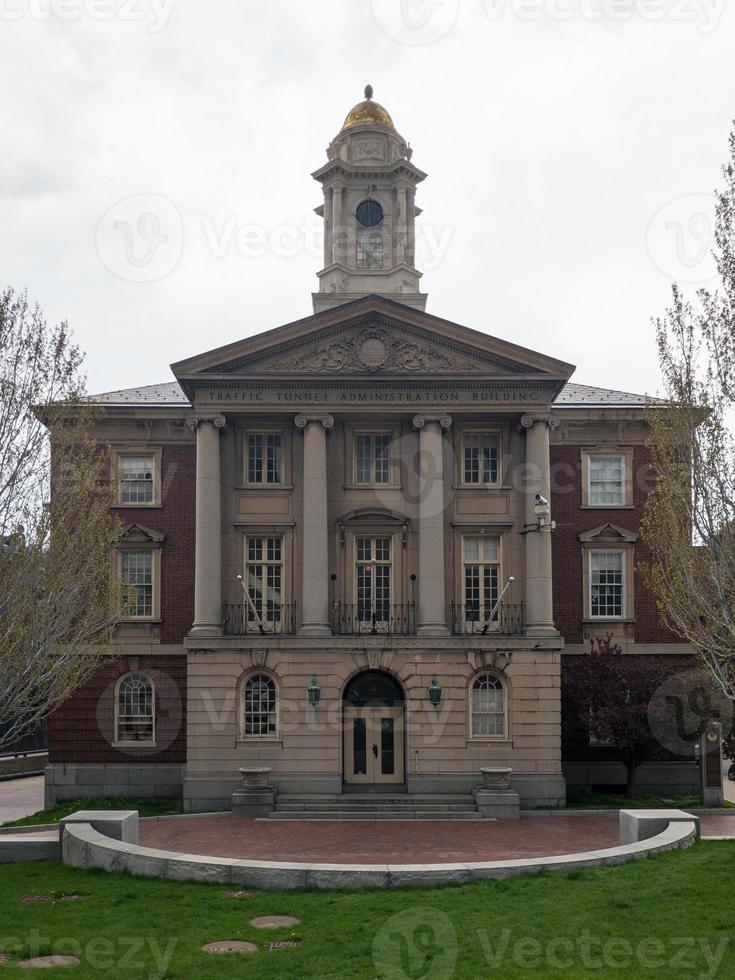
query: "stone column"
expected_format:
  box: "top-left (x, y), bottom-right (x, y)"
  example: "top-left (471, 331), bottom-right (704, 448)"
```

top-left (331, 184), bottom-right (344, 266)
top-left (413, 414), bottom-right (452, 635)
top-left (295, 413), bottom-right (334, 635)
top-left (406, 188), bottom-right (416, 267)
top-left (187, 414), bottom-right (225, 636)
top-left (521, 414), bottom-right (558, 636)
top-left (324, 183), bottom-right (334, 267)
top-left (395, 185), bottom-right (407, 265)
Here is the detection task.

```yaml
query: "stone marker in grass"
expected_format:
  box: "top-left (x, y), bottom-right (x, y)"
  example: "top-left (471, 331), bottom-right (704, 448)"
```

top-left (250, 916), bottom-right (301, 929)
top-left (201, 941), bottom-right (258, 954)
top-left (18, 955), bottom-right (80, 969)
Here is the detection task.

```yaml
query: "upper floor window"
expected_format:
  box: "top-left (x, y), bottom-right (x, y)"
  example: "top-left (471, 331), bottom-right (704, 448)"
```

top-left (119, 455), bottom-right (154, 504)
top-left (120, 550), bottom-right (153, 618)
top-left (470, 673), bottom-right (506, 738)
top-left (462, 433), bottom-right (500, 486)
top-left (355, 433), bottom-right (391, 485)
top-left (587, 453), bottom-right (627, 507)
top-left (463, 537), bottom-right (500, 626)
top-left (244, 536), bottom-right (284, 625)
top-left (356, 536), bottom-right (392, 624)
top-left (242, 673), bottom-right (277, 738)
top-left (589, 549), bottom-right (625, 618)
top-left (246, 433), bottom-right (282, 485)
top-left (116, 672), bottom-right (155, 744)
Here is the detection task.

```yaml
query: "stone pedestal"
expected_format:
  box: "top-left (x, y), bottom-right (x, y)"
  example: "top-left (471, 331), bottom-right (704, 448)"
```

top-left (474, 767), bottom-right (520, 820)
top-left (231, 768), bottom-right (276, 820)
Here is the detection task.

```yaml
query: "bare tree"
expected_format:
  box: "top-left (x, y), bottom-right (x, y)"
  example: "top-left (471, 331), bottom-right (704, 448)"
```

top-left (642, 124), bottom-right (735, 700)
top-left (0, 287), bottom-right (124, 750)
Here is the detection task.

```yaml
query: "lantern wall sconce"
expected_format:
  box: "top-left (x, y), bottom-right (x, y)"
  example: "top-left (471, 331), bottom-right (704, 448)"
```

top-left (308, 675), bottom-right (321, 707)
top-left (427, 676), bottom-right (442, 707)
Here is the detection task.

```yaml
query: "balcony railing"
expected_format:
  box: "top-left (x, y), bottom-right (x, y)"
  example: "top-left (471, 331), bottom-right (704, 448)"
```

top-left (331, 602), bottom-right (416, 636)
top-left (451, 602), bottom-right (525, 636)
top-left (223, 602), bottom-right (298, 636)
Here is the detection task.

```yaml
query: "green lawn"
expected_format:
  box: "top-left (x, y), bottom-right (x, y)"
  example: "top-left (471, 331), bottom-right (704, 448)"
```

top-left (0, 844), bottom-right (733, 978)
top-left (1, 797), bottom-right (184, 829)
top-left (560, 793), bottom-right (715, 810)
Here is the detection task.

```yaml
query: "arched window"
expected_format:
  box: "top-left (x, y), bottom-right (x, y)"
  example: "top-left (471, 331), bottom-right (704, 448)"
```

top-left (242, 674), bottom-right (277, 737)
top-left (116, 672), bottom-right (155, 743)
top-left (470, 674), bottom-right (506, 738)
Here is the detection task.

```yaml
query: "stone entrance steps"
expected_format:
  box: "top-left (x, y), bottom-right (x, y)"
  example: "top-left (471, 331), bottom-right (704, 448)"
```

top-left (265, 794), bottom-right (486, 821)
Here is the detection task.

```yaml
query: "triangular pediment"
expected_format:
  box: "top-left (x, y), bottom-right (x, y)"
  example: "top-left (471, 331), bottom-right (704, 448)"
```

top-left (122, 523), bottom-right (165, 545)
top-left (171, 296), bottom-right (575, 390)
top-left (578, 524), bottom-right (638, 544)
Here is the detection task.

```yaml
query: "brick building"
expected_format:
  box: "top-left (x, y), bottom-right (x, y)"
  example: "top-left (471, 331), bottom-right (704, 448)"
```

top-left (45, 88), bottom-right (696, 810)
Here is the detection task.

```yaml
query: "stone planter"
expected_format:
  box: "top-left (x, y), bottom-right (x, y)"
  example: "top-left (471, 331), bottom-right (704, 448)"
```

top-left (232, 767), bottom-right (276, 819)
top-left (480, 767), bottom-right (513, 791)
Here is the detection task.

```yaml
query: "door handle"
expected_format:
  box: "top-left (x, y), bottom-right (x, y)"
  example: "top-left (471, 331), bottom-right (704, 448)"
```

top-left (372, 743), bottom-right (378, 758)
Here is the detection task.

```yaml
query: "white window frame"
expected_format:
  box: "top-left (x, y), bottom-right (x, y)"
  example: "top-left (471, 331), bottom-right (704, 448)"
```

top-left (114, 672), bottom-right (155, 746)
top-left (589, 549), bottom-right (626, 620)
top-left (119, 549), bottom-right (157, 620)
top-left (244, 431), bottom-right (284, 486)
top-left (582, 450), bottom-right (633, 509)
top-left (461, 431), bottom-right (501, 487)
top-left (354, 535), bottom-right (393, 626)
top-left (469, 672), bottom-right (507, 740)
top-left (353, 431), bottom-right (392, 486)
top-left (356, 225), bottom-right (384, 269)
top-left (461, 536), bottom-right (501, 631)
top-left (241, 672), bottom-right (279, 740)
top-left (113, 449), bottom-right (161, 507)
top-left (242, 535), bottom-right (286, 627)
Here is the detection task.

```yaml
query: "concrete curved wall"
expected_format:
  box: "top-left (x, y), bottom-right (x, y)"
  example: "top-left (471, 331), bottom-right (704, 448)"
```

top-left (61, 818), bottom-right (697, 890)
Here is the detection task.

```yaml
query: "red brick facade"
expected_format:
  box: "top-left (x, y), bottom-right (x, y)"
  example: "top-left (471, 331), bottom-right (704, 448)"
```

top-left (550, 444), bottom-right (680, 646)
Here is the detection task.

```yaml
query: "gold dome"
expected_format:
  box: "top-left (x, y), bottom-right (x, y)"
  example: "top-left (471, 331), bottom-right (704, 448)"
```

top-left (341, 84), bottom-right (395, 132)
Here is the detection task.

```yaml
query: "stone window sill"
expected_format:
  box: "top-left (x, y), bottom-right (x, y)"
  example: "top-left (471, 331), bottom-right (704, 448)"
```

top-left (466, 738), bottom-right (512, 746)
top-left (112, 503), bottom-right (163, 510)
top-left (343, 484), bottom-right (403, 491)
top-left (582, 617), bottom-right (636, 624)
top-left (236, 738), bottom-right (283, 746)
top-left (112, 742), bottom-right (157, 749)
top-left (580, 505), bottom-right (635, 511)
top-left (236, 484), bottom-right (293, 492)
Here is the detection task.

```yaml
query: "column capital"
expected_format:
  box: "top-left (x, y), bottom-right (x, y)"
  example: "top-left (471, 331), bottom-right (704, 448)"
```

top-left (412, 414), bottom-right (453, 431)
top-left (295, 413), bottom-right (334, 431)
top-left (520, 413), bottom-right (559, 431)
top-left (186, 414), bottom-right (226, 431)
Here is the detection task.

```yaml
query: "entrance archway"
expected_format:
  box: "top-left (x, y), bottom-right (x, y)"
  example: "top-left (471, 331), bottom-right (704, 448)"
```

top-left (342, 671), bottom-right (405, 786)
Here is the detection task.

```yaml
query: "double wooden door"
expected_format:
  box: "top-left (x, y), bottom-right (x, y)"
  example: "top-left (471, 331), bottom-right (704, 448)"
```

top-left (344, 706), bottom-right (404, 784)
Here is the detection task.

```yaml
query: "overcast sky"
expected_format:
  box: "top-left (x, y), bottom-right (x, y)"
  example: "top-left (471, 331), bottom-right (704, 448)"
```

top-left (1, 0), bottom-right (733, 397)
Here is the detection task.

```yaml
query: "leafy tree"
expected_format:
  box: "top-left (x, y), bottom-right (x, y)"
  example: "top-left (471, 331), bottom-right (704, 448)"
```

top-left (563, 636), bottom-right (673, 797)
top-left (0, 287), bottom-right (124, 750)
top-left (641, 124), bottom-right (735, 700)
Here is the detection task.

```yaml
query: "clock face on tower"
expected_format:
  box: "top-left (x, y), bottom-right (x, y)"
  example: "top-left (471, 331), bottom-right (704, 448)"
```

top-left (356, 200), bottom-right (384, 227)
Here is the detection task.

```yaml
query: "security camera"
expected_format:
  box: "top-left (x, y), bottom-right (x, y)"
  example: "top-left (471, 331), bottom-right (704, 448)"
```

top-left (535, 494), bottom-right (548, 507)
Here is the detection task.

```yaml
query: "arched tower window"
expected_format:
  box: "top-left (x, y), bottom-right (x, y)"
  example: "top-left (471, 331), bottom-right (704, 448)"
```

top-left (115, 672), bottom-right (155, 744)
top-left (470, 673), bottom-right (506, 738)
top-left (242, 673), bottom-right (278, 737)
top-left (356, 199), bottom-right (384, 269)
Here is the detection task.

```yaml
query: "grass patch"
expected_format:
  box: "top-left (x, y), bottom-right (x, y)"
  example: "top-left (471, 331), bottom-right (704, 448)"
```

top-left (1, 797), bottom-right (184, 829)
top-left (547, 793), bottom-right (733, 810)
top-left (0, 844), bottom-right (733, 977)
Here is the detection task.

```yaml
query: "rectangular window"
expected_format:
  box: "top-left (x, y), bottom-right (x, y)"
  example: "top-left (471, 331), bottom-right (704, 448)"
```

top-left (588, 454), bottom-right (626, 507)
top-left (356, 536), bottom-right (392, 624)
top-left (119, 455), bottom-right (154, 504)
top-left (246, 433), bottom-right (282, 485)
top-left (244, 536), bottom-right (284, 625)
top-left (590, 550), bottom-right (625, 618)
top-left (463, 433), bottom-right (500, 486)
top-left (355, 433), bottom-right (391, 485)
top-left (120, 551), bottom-right (153, 618)
top-left (356, 227), bottom-right (383, 269)
top-left (463, 537), bottom-right (500, 626)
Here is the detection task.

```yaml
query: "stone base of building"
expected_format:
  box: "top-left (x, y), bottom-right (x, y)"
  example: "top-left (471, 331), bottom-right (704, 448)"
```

top-left (44, 764), bottom-right (185, 806)
top-left (563, 761), bottom-right (699, 798)
top-left (182, 770), bottom-right (566, 813)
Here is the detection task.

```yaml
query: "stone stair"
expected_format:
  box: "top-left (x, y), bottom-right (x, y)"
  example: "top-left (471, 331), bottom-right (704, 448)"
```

top-left (264, 793), bottom-right (487, 820)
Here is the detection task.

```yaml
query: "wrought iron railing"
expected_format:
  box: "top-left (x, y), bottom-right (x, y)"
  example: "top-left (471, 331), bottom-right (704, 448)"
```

top-left (331, 602), bottom-right (416, 636)
top-left (451, 602), bottom-right (525, 636)
top-left (222, 602), bottom-right (299, 636)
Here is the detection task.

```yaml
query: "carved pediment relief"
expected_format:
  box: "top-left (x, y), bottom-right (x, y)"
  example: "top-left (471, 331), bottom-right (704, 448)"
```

top-left (578, 524), bottom-right (638, 544)
top-left (122, 523), bottom-right (165, 546)
top-left (212, 324), bottom-right (527, 376)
